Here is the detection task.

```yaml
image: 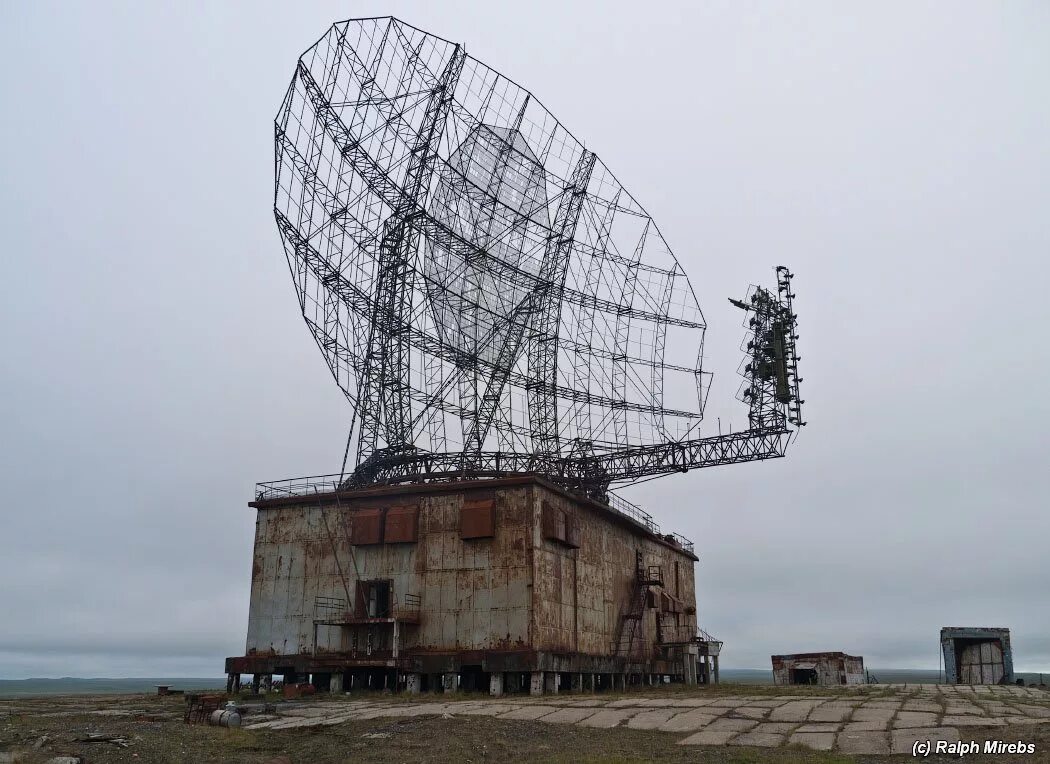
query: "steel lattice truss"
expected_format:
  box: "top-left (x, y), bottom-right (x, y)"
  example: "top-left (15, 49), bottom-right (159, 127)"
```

top-left (274, 17), bottom-right (805, 500)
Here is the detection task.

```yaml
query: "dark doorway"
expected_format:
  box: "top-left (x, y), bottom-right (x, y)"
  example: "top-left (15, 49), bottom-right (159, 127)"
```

top-left (356, 580), bottom-right (392, 618)
top-left (790, 668), bottom-right (818, 685)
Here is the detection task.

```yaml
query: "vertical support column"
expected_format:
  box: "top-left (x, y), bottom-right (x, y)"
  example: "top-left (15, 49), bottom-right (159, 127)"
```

top-left (570, 673), bottom-right (583, 693)
top-left (544, 672), bottom-right (558, 694)
top-left (529, 672), bottom-right (544, 696)
top-left (584, 674), bottom-right (594, 693)
top-left (251, 674), bottom-right (261, 694)
top-left (406, 673), bottom-right (422, 694)
top-left (713, 655), bottom-right (720, 685)
top-left (226, 674), bottom-right (235, 694)
top-left (329, 674), bottom-right (342, 694)
top-left (261, 675), bottom-right (272, 694)
top-left (443, 672), bottom-right (458, 693)
top-left (233, 674), bottom-right (242, 693)
top-left (489, 672), bottom-right (504, 697)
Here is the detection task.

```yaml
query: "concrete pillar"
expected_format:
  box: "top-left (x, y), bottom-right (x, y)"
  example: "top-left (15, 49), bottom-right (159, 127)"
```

top-left (226, 673), bottom-right (235, 693)
top-left (406, 673), bottom-right (422, 694)
top-left (570, 673), bottom-right (583, 693)
top-left (261, 674), bottom-right (272, 694)
top-left (443, 672), bottom-right (458, 693)
top-left (544, 672), bottom-right (558, 694)
top-left (529, 672), bottom-right (544, 696)
top-left (329, 674), bottom-right (342, 694)
top-left (618, 674), bottom-right (626, 691)
top-left (713, 655), bottom-right (720, 685)
top-left (489, 672), bottom-right (504, 697)
top-left (584, 674), bottom-right (594, 692)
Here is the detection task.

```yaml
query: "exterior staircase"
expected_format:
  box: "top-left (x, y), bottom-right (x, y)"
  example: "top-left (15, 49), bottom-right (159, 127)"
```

top-left (612, 558), bottom-right (664, 658)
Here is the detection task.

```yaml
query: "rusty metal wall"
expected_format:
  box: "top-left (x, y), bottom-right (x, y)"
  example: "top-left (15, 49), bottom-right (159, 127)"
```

top-left (530, 486), bottom-right (697, 661)
top-left (246, 485), bottom-right (533, 657)
top-left (244, 479), bottom-right (697, 663)
top-left (771, 653), bottom-right (865, 686)
top-left (940, 627), bottom-right (1014, 684)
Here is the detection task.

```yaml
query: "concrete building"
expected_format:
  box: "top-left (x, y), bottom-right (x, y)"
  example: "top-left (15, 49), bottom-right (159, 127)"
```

top-left (771, 652), bottom-right (865, 686)
top-left (225, 475), bottom-right (707, 695)
top-left (941, 627), bottom-right (1014, 685)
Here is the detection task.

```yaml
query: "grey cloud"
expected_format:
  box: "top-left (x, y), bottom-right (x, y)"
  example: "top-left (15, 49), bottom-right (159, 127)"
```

top-left (1, 0), bottom-right (1047, 678)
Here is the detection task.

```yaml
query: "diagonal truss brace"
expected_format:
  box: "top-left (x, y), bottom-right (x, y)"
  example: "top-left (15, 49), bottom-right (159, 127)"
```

top-left (355, 45), bottom-right (466, 461)
top-left (465, 149), bottom-right (596, 458)
top-left (527, 150), bottom-right (597, 457)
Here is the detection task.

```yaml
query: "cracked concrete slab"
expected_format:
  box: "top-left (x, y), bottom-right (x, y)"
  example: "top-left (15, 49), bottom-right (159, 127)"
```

top-left (729, 731), bottom-right (784, 747)
top-left (843, 720), bottom-right (888, 731)
top-left (795, 722), bottom-right (841, 733)
top-left (678, 718), bottom-right (757, 745)
top-left (837, 729), bottom-right (890, 754)
top-left (893, 711), bottom-right (940, 728)
top-left (659, 710), bottom-right (721, 732)
top-left (626, 709), bottom-right (678, 729)
top-left (498, 705), bottom-right (559, 720)
top-left (808, 704), bottom-right (853, 722)
top-left (853, 707), bottom-right (895, 723)
top-left (788, 731), bottom-right (835, 750)
top-left (890, 726), bottom-right (961, 755)
top-left (577, 708), bottom-right (639, 728)
top-left (541, 707), bottom-right (599, 724)
top-left (730, 706), bottom-right (769, 719)
top-left (769, 700), bottom-right (823, 722)
top-left (941, 715), bottom-right (1006, 726)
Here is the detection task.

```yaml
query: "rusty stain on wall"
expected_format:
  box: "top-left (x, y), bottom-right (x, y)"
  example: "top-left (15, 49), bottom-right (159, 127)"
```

top-left (231, 476), bottom-right (698, 679)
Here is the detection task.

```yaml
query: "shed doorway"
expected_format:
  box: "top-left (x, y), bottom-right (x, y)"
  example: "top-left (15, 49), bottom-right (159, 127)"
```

top-left (790, 667), bottom-right (818, 685)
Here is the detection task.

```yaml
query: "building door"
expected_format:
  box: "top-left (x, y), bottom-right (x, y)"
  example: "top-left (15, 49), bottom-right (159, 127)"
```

top-left (790, 668), bottom-right (818, 684)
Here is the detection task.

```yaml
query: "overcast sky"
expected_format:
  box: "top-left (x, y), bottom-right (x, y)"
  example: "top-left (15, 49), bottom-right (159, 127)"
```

top-left (1, 1), bottom-right (1047, 679)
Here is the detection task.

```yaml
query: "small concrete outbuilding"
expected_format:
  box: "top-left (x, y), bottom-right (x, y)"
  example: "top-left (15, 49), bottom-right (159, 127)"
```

top-left (771, 652), bottom-right (865, 686)
top-left (940, 627), bottom-right (1014, 684)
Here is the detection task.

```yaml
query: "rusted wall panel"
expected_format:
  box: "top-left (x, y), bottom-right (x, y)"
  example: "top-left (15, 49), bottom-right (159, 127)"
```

top-left (350, 508), bottom-right (384, 544)
top-left (460, 499), bottom-right (495, 539)
top-left (246, 484), bottom-right (534, 657)
top-left (384, 504), bottom-right (419, 543)
top-left (530, 485), bottom-right (697, 660)
top-left (244, 479), bottom-right (696, 663)
top-left (772, 652), bottom-right (866, 685)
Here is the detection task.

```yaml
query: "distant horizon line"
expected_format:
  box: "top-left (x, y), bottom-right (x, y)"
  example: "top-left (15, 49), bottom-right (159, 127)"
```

top-left (3, 667), bottom-right (1049, 681)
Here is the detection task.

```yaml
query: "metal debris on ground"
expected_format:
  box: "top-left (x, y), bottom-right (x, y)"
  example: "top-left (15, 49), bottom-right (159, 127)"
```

top-left (75, 732), bottom-right (130, 747)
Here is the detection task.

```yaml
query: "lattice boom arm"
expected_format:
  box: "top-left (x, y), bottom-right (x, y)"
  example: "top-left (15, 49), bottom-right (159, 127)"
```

top-left (581, 428), bottom-right (789, 484)
top-left (347, 428), bottom-right (790, 496)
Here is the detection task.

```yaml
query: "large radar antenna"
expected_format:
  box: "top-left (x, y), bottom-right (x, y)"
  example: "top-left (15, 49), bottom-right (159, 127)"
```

top-left (273, 17), bottom-right (806, 502)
